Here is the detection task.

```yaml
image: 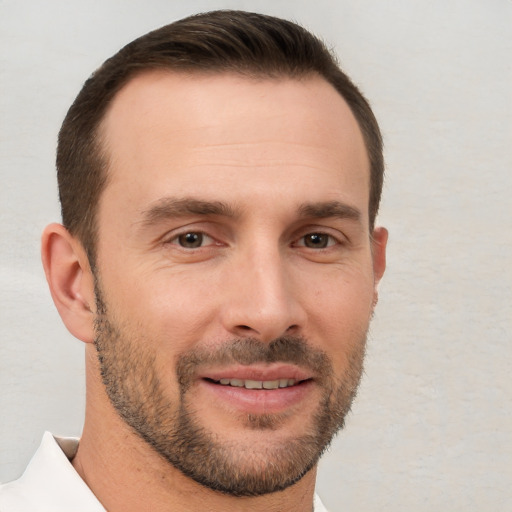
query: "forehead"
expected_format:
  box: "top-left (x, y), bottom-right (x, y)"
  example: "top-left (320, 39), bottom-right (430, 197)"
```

top-left (98, 70), bottom-right (369, 220)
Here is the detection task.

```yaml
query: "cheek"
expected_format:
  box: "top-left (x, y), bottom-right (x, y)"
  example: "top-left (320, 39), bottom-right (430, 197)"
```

top-left (307, 259), bottom-right (375, 315)
top-left (101, 267), bottom-right (222, 354)
top-left (303, 265), bottom-right (374, 365)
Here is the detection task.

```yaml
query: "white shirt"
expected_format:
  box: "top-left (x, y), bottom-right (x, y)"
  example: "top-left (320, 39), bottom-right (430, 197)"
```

top-left (0, 432), bottom-right (329, 512)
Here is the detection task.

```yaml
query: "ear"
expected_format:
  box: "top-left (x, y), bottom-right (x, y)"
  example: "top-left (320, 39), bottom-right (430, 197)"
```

top-left (371, 226), bottom-right (388, 308)
top-left (41, 223), bottom-right (96, 343)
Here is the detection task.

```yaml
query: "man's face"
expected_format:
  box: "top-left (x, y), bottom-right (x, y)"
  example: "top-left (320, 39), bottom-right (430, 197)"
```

top-left (92, 71), bottom-right (384, 495)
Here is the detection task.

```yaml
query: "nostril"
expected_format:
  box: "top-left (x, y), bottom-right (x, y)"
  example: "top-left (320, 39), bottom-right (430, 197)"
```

top-left (238, 325), bottom-right (252, 331)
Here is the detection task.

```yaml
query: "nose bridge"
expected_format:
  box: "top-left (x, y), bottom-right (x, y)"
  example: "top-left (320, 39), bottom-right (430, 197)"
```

top-left (222, 240), bottom-right (304, 342)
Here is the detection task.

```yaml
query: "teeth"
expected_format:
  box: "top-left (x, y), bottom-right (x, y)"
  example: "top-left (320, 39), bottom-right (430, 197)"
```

top-left (245, 380), bottom-right (263, 389)
top-left (217, 378), bottom-right (297, 389)
top-left (263, 380), bottom-right (279, 389)
top-left (280, 378), bottom-right (295, 387)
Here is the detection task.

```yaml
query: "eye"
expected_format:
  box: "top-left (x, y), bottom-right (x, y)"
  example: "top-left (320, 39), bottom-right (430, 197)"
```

top-left (297, 233), bottom-right (337, 249)
top-left (170, 232), bottom-right (214, 249)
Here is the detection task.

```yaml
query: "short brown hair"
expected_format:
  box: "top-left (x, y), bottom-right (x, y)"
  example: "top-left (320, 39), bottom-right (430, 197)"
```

top-left (57, 10), bottom-right (384, 264)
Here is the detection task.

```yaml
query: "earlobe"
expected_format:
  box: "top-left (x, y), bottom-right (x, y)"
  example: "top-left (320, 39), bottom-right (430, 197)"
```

top-left (41, 223), bottom-right (96, 343)
top-left (371, 226), bottom-right (388, 306)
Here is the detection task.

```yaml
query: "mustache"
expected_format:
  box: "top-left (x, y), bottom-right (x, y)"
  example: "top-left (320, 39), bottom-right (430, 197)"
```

top-left (176, 336), bottom-right (333, 389)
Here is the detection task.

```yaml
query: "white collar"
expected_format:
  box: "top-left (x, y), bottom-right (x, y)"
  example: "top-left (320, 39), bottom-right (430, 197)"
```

top-left (0, 432), bottom-right (105, 511)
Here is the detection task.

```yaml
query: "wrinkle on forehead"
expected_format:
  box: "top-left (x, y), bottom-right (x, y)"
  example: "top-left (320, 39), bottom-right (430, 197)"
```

top-left (100, 70), bottom-right (368, 167)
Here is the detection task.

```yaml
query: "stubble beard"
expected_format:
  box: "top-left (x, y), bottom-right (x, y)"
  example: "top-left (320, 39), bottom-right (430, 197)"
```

top-left (93, 285), bottom-right (367, 497)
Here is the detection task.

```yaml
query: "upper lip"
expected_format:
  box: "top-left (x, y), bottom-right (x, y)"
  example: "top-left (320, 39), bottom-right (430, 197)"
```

top-left (198, 363), bottom-right (314, 383)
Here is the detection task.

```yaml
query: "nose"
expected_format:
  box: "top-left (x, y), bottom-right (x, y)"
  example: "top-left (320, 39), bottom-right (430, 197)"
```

top-left (220, 246), bottom-right (306, 343)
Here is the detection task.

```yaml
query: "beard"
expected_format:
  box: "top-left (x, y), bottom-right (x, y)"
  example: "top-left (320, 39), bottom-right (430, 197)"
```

top-left (93, 284), bottom-right (367, 497)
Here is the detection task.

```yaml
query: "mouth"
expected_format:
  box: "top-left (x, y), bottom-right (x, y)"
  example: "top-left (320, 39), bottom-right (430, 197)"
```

top-left (199, 363), bottom-right (313, 391)
top-left (206, 377), bottom-right (303, 389)
top-left (196, 366), bottom-right (315, 415)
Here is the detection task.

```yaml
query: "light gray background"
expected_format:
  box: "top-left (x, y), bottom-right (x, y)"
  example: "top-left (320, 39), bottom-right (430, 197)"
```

top-left (1, 1), bottom-right (511, 510)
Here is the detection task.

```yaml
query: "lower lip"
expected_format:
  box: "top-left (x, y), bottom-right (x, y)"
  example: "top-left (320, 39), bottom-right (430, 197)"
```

top-left (198, 379), bottom-right (314, 414)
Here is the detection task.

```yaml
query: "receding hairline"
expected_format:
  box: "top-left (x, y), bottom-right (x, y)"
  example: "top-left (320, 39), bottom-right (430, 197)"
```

top-left (97, 66), bottom-right (350, 131)
top-left (95, 67), bottom-right (371, 193)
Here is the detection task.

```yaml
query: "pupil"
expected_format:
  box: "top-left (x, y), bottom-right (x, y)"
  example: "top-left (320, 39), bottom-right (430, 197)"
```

top-left (179, 232), bottom-right (202, 248)
top-left (306, 234), bottom-right (327, 248)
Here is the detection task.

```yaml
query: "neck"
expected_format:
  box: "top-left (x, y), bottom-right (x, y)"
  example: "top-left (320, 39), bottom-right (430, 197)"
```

top-left (73, 347), bottom-right (318, 512)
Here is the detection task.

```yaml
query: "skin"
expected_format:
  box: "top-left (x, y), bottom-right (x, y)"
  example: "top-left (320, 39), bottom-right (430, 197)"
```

top-left (42, 71), bottom-right (387, 512)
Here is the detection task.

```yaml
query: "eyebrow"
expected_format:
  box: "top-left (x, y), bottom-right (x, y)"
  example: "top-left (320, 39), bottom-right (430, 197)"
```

top-left (297, 201), bottom-right (362, 223)
top-left (138, 197), bottom-right (362, 228)
top-left (139, 197), bottom-right (240, 227)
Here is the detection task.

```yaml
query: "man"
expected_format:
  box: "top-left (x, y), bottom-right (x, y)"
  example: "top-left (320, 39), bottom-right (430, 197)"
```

top-left (0, 10), bottom-right (387, 512)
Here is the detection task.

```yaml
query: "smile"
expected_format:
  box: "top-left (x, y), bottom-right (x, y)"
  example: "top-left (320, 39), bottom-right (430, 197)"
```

top-left (199, 372), bottom-right (314, 414)
top-left (214, 378), bottom-right (298, 389)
